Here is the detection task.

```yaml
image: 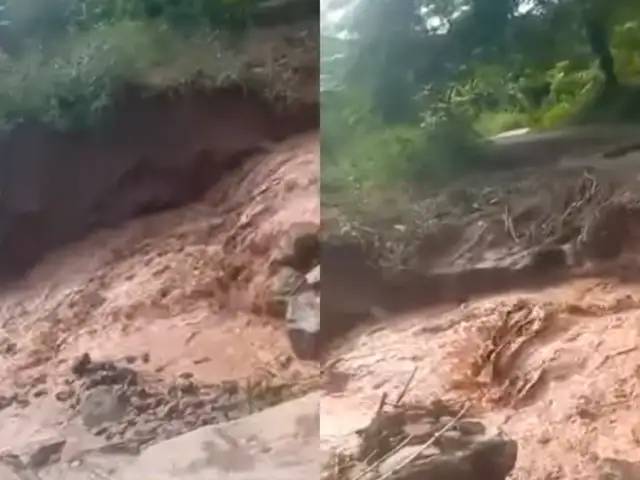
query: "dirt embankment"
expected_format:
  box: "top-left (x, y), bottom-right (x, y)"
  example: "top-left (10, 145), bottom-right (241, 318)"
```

top-left (321, 129), bottom-right (640, 480)
top-left (0, 87), bottom-right (317, 279)
top-left (321, 130), bottom-right (640, 346)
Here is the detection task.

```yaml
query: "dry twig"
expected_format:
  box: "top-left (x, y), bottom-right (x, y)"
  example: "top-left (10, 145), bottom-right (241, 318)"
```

top-left (393, 367), bottom-right (418, 406)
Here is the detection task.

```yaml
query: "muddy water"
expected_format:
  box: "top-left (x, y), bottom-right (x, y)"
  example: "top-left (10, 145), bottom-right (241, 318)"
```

top-left (0, 133), bottom-right (320, 459)
top-left (322, 270), bottom-right (640, 479)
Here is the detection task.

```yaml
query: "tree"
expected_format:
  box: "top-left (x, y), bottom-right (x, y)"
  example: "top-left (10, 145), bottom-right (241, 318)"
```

top-left (328, 0), bottom-right (640, 125)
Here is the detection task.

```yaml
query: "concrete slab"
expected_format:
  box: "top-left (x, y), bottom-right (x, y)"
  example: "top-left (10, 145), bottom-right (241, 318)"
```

top-left (116, 392), bottom-right (321, 480)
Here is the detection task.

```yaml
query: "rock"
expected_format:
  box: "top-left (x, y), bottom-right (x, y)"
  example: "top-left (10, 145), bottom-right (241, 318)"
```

top-left (434, 430), bottom-right (470, 452)
top-left (24, 439), bottom-right (67, 469)
top-left (528, 244), bottom-right (569, 270)
top-left (0, 394), bottom-right (15, 410)
top-left (404, 420), bottom-right (440, 444)
top-left (377, 434), bottom-right (517, 480)
top-left (83, 362), bottom-right (138, 389)
top-left (286, 288), bottom-right (319, 360)
top-left (159, 400), bottom-right (180, 420)
top-left (80, 386), bottom-right (129, 429)
top-left (54, 389), bottom-right (74, 402)
top-left (580, 203), bottom-right (630, 261)
top-left (72, 353), bottom-right (92, 376)
top-left (466, 436), bottom-right (518, 480)
top-left (351, 410), bottom-right (517, 480)
top-left (305, 265), bottom-right (320, 288)
top-left (32, 387), bottom-right (48, 399)
top-left (378, 446), bottom-right (472, 480)
top-left (456, 419), bottom-right (486, 436)
top-left (268, 266), bottom-right (307, 317)
top-left (277, 222), bottom-right (319, 272)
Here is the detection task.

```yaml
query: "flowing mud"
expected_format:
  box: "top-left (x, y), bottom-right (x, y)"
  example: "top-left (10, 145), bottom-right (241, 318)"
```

top-left (0, 130), bottom-right (320, 473)
top-left (322, 142), bottom-right (640, 479)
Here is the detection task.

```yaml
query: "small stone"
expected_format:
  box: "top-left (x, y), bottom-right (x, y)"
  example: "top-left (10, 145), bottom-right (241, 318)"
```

top-left (25, 439), bottom-right (66, 469)
top-left (1, 340), bottom-right (17, 356)
top-left (457, 419), bottom-right (487, 436)
top-left (221, 380), bottom-right (240, 396)
top-left (131, 399), bottom-right (152, 414)
top-left (97, 441), bottom-right (140, 456)
top-left (32, 373), bottom-right (47, 386)
top-left (439, 415), bottom-right (454, 425)
top-left (92, 426), bottom-right (109, 437)
top-left (193, 356), bottom-right (211, 365)
top-left (305, 265), bottom-right (320, 287)
top-left (178, 372), bottom-right (194, 380)
top-left (178, 380), bottom-right (198, 396)
top-left (183, 414), bottom-right (199, 429)
top-left (71, 353), bottom-right (92, 377)
top-left (141, 353), bottom-right (150, 364)
top-left (124, 355), bottom-right (137, 364)
top-left (286, 289), bottom-right (319, 360)
top-left (404, 420), bottom-right (440, 443)
top-left (80, 386), bottom-right (129, 428)
top-left (147, 396), bottom-right (166, 410)
top-left (181, 397), bottom-right (205, 411)
top-left (378, 445), bottom-right (440, 476)
top-left (159, 401), bottom-right (179, 420)
top-left (435, 430), bottom-right (470, 452)
top-left (0, 394), bottom-right (15, 410)
top-left (54, 389), bottom-right (74, 402)
top-left (130, 386), bottom-right (151, 400)
top-left (32, 388), bottom-right (48, 399)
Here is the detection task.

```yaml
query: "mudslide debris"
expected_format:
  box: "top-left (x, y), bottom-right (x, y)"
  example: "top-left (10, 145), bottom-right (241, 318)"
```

top-left (323, 395), bottom-right (517, 480)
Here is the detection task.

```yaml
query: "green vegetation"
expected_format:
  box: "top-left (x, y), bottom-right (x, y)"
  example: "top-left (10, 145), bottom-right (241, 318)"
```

top-left (321, 0), bottom-right (640, 196)
top-left (0, 0), bottom-right (318, 131)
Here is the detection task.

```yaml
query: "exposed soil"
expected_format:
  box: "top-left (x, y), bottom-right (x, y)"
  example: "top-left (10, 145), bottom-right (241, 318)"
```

top-left (321, 137), bottom-right (640, 479)
top-left (0, 86), bottom-right (317, 279)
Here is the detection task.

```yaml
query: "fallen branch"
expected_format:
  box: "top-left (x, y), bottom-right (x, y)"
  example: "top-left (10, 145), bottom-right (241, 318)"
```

top-left (353, 403), bottom-right (470, 480)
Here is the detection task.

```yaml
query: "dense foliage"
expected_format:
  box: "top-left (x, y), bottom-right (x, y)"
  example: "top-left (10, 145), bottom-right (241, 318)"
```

top-left (321, 0), bottom-right (640, 192)
top-left (0, 0), bottom-right (317, 130)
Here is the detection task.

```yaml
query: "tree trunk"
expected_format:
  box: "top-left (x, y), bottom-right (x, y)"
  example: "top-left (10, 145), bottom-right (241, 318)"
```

top-left (584, 16), bottom-right (618, 89)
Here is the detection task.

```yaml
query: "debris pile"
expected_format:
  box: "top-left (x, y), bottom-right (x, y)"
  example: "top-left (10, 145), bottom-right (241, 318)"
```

top-left (323, 391), bottom-right (517, 480)
top-left (60, 353), bottom-right (311, 453)
top-left (269, 221), bottom-right (320, 360)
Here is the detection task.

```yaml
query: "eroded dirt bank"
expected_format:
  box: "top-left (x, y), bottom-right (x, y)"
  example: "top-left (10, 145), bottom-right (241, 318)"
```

top-left (0, 87), bottom-right (316, 279)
